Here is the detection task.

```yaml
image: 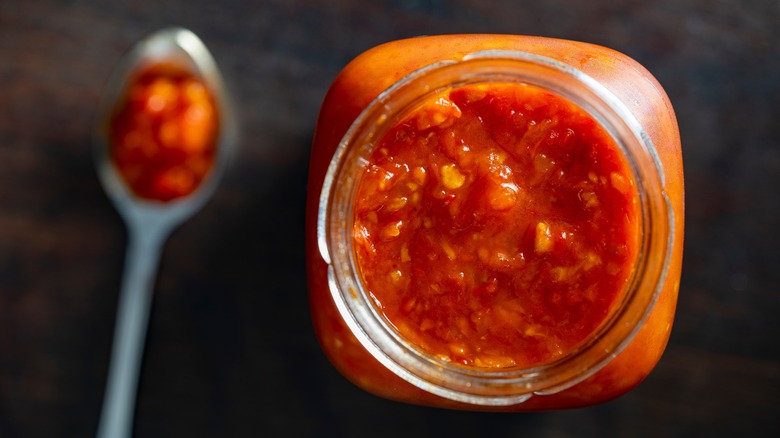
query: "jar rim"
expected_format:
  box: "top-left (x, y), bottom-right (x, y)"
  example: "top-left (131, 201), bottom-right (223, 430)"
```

top-left (317, 50), bottom-right (674, 405)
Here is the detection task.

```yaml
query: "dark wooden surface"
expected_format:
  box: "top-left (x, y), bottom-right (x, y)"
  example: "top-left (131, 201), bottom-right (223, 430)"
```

top-left (1, 0), bottom-right (778, 436)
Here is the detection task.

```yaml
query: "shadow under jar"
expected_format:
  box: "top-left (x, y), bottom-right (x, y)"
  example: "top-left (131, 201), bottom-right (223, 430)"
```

top-left (305, 35), bottom-right (684, 410)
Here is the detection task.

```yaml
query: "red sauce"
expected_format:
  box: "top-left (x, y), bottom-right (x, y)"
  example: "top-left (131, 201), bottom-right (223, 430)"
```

top-left (353, 83), bottom-right (640, 368)
top-left (110, 64), bottom-right (218, 202)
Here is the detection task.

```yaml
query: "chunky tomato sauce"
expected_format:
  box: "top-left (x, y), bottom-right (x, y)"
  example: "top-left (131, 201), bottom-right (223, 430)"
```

top-left (110, 64), bottom-right (218, 202)
top-left (353, 83), bottom-right (640, 369)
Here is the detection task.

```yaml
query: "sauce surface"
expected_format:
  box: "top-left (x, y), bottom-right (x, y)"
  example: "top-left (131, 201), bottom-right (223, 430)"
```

top-left (353, 83), bottom-right (640, 369)
top-left (110, 64), bottom-right (218, 202)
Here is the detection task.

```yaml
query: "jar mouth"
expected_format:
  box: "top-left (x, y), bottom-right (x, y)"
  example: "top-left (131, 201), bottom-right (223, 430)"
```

top-left (318, 50), bottom-right (673, 405)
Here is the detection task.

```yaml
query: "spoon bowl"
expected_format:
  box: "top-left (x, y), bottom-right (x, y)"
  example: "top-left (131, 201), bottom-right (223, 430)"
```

top-left (94, 26), bottom-right (236, 233)
top-left (94, 27), bottom-right (236, 438)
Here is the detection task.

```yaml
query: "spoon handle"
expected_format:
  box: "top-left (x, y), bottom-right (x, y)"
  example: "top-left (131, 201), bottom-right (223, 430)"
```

top-left (97, 228), bottom-right (165, 438)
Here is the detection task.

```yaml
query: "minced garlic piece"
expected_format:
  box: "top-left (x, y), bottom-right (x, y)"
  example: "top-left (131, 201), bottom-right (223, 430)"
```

top-left (535, 221), bottom-right (553, 253)
top-left (385, 196), bottom-right (408, 212)
top-left (610, 171), bottom-right (630, 194)
top-left (581, 190), bottom-right (599, 208)
top-left (440, 163), bottom-right (466, 189)
top-left (381, 221), bottom-right (402, 239)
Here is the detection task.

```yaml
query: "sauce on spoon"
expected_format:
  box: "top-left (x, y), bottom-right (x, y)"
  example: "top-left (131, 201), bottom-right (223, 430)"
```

top-left (109, 63), bottom-right (219, 202)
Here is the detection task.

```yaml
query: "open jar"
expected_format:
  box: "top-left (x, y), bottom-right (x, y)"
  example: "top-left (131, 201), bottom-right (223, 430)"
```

top-left (306, 35), bottom-right (684, 410)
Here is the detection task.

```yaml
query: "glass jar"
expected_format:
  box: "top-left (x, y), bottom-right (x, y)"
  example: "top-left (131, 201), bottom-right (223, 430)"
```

top-left (305, 35), bottom-right (684, 410)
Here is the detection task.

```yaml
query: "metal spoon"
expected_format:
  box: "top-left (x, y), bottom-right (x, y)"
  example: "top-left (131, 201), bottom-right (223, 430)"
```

top-left (93, 27), bottom-right (236, 438)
